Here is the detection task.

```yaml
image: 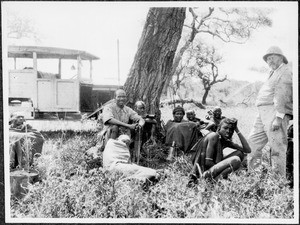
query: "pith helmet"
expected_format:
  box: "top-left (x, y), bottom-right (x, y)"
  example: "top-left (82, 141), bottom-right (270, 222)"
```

top-left (263, 46), bottom-right (288, 64)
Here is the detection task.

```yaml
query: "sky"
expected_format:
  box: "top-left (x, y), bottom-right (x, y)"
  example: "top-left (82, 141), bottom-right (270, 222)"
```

top-left (1, 1), bottom-right (298, 85)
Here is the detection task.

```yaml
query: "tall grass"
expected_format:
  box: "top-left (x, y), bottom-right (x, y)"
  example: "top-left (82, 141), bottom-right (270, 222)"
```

top-left (10, 106), bottom-right (294, 219)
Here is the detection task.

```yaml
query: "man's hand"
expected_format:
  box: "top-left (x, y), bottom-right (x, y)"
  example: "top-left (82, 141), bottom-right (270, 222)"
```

top-left (138, 118), bottom-right (145, 127)
top-left (272, 117), bottom-right (282, 131)
top-left (128, 124), bottom-right (138, 130)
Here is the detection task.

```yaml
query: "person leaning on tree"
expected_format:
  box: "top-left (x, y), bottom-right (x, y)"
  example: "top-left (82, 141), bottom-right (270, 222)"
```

top-left (101, 89), bottom-right (145, 142)
top-left (188, 118), bottom-right (251, 185)
top-left (134, 100), bottom-right (157, 145)
top-left (247, 46), bottom-right (293, 179)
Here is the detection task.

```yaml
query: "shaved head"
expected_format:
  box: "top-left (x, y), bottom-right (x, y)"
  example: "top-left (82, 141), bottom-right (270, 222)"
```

top-left (115, 89), bottom-right (126, 97)
top-left (115, 89), bottom-right (126, 108)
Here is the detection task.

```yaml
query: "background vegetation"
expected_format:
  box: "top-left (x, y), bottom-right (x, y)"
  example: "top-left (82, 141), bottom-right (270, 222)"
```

top-left (10, 106), bottom-right (294, 220)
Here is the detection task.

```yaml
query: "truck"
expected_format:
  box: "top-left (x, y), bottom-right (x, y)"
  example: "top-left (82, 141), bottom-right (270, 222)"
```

top-left (7, 45), bottom-right (119, 119)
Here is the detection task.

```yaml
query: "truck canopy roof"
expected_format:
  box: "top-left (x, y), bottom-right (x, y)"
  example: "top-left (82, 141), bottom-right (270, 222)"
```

top-left (8, 45), bottom-right (99, 60)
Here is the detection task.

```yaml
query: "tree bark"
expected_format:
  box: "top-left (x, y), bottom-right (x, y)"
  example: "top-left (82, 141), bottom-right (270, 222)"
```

top-left (202, 88), bottom-right (210, 105)
top-left (124, 8), bottom-right (186, 113)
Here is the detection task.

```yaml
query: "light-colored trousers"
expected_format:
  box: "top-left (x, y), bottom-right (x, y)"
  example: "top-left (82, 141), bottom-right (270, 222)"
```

top-left (247, 105), bottom-right (289, 177)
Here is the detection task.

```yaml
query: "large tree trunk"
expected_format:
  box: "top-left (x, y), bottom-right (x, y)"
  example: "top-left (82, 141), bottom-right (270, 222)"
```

top-left (124, 8), bottom-right (186, 113)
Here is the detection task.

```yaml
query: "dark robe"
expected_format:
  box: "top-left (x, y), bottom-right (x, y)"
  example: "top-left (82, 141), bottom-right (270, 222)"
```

top-left (9, 126), bottom-right (44, 169)
top-left (165, 120), bottom-right (201, 153)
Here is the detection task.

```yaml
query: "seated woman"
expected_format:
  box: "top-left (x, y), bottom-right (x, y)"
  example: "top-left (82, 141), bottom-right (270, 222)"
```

top-left (9, 111), bottom-right (44, 169)
top-left (165, 106), bottom-right (200, 160)
top-left (103, 134), bottom-right (159, 182)
top-left (188, 117), bottom-right (251, 184)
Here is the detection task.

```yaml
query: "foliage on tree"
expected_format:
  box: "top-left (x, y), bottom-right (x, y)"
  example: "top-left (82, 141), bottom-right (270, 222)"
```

top-left (187, 44), bottom-right (227, 105)
top-left (165, 7), bottom-right (272, 90)
top-left (123, 8), bottom-right (186, 113)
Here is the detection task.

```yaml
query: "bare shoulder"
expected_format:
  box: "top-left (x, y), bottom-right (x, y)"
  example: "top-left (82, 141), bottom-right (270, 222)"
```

top-left (206, 132), bottom-right (219, 141)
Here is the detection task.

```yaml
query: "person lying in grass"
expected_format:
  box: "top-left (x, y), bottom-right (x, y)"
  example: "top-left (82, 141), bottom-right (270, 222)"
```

top-left (103, 134), bottom-right (159, 183)
top-left (188, 117), bottom-right (251, 184)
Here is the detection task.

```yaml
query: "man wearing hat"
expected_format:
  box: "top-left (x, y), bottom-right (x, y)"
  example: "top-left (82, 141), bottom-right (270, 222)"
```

top-left (247, 46), bottom-right (293, 178)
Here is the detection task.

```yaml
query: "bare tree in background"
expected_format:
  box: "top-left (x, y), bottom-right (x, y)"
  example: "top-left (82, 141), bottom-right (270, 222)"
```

top-left (168, 56), bottom-right (192, 101)
top-left (124, 8), bottom-right (186, 113)
top-left (188, 44), bottom-right (227, 105)
top-left (165, 7), bottom-right (272, 90)
top-left (7, 10), bottom-right (41, 43)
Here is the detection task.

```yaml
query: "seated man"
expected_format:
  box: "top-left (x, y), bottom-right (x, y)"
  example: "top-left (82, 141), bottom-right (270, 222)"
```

top-left (9, 111), bottom-right (44, 169)
top-left (205, 107), bottom-right (226, 132)
top-left (186, 109), bottom-right (202, 124)
top-left (134, 101), bottom-right (157, 145)
top-left (186, 109), bottom-right (211, 135)
top-left (103, 134), bottom-right (159, 182)
top-left (165, 106), bottom-right (200, 160)
top-left (101, 89), bottom-right (145, 143)
top-left (188, 118), bottom-right (251, 184)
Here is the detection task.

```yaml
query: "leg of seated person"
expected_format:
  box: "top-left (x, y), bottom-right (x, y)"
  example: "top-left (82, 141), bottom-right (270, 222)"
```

top-left (114, 163), bottom-right (156, 181)
top-left (223, 148), bottom-right (245, 161)
top-left (203, 156), bottom-right (241, 179)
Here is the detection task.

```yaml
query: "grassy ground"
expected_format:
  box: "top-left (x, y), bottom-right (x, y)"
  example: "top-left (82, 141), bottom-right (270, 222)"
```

top-left (10, 106), bottom-right (294, 220)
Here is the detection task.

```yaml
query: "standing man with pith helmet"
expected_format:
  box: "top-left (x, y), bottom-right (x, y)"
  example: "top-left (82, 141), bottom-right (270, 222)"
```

top-left (247, 46), bottom-right (293, 178)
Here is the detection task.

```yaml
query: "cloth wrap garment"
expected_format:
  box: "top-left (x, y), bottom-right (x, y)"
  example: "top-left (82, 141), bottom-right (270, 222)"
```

top-left (9, 128), bottom-right (44, 169)
top-left (103, 138), bottom-right (157, 181)
top-left (165, 121), bottom-right (200, 153)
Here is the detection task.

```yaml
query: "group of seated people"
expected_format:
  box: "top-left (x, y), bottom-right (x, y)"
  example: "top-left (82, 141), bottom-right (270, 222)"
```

top-left (8, 89), bottom-right (251, 188)
top-left (100, 89), bottom-right (251, 186)
top-left (8, 90), bottom-right (292, 189)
